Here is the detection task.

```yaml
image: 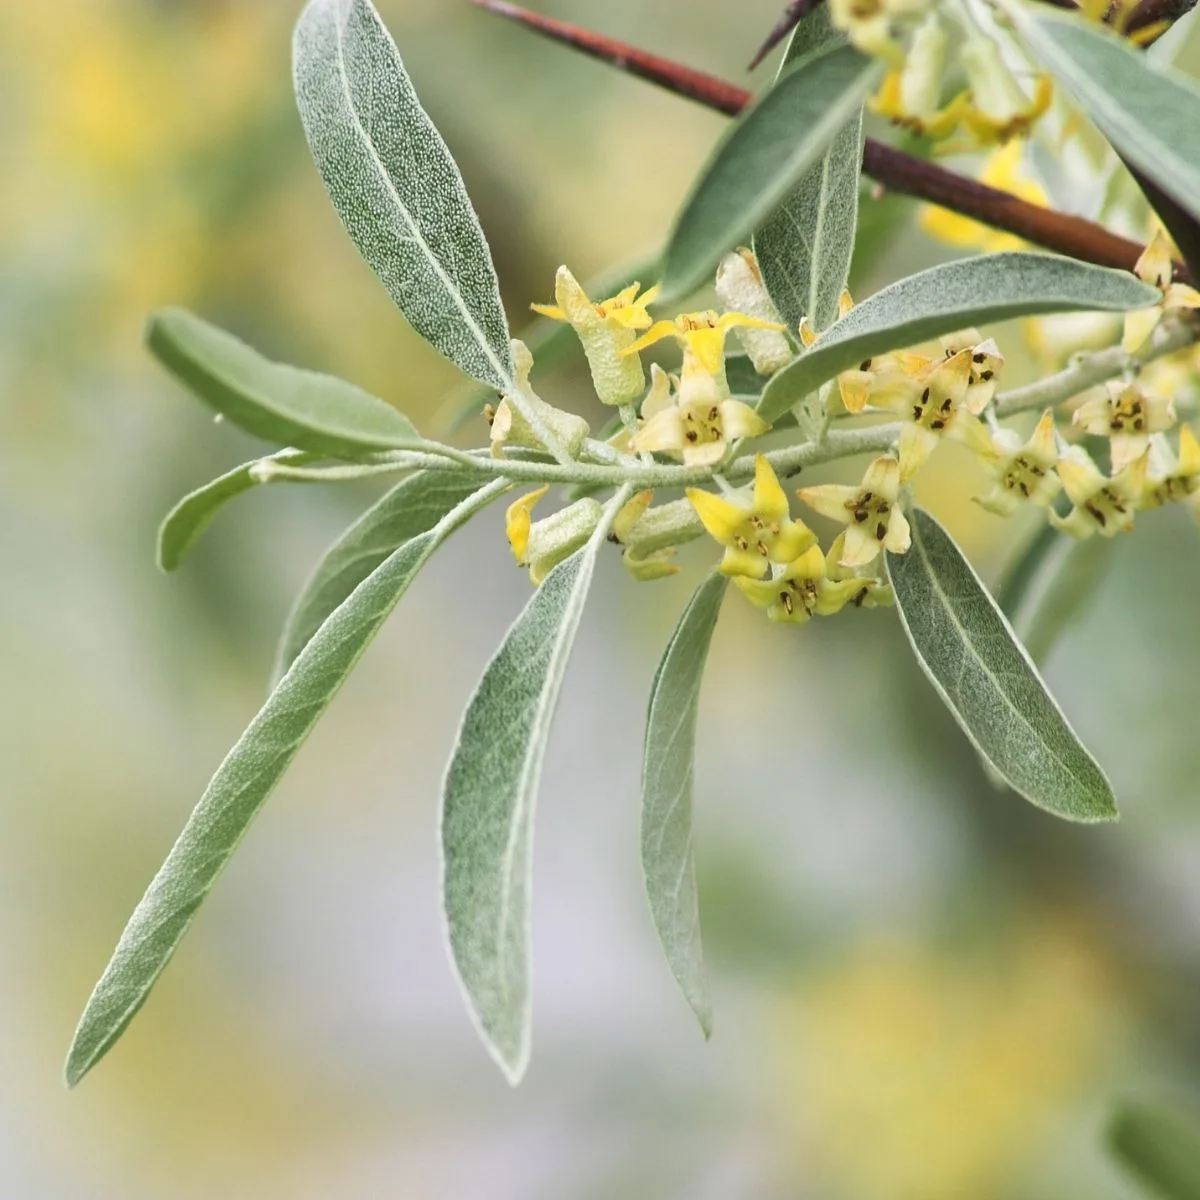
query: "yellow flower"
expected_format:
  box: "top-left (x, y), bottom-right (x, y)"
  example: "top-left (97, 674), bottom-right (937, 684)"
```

top-left (865, 349), bottom-right (984, 480)
top-left (870, 13), bottom-right (967, 139)
top-left (687, 456), bottom-right (817, 579)
top-left (826, 532), bottom-right (896, 608)
top-left (531, 266), bottom-right (659, 406)
top-left (489, 340), bottom-right (590, 458)
top-left (714, 250), bottom-right (793, 375)
top-left (1122, 230), bottom-right (1200, 353)
top-left (957, 37), bottom-right (1053, 148)
top-left (973, 409), bottom-right (1062, 517)
top-left (627, 309), bottom-right (785, 377)
top-left (828, 0), bottom-right (931, 63)
top-left (798, 454), bottom-right (911, 567)
top-left (631, 350), bottom-right (771, 468)
top-left (939, 330), bottom-right (1005, 410)
top-left (733, 544), bottom-right (867, 624)
top-left (1050, 447), bottom-right (1148, 539)
top-left (921, 142), bottom-right (1049, 253)
top-left (505, 487), bottom-right (603, 585)
top-left (1072, 380), bottom-right (1175, 471)
top-left (1141, 425), bottom-right (1200, 512)
top-left (609, 490), bottom-right (698, 582)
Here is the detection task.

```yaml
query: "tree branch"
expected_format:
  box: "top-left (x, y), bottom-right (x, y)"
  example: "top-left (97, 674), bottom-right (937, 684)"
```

top-left (469, 0), bottom-right (1192, 284)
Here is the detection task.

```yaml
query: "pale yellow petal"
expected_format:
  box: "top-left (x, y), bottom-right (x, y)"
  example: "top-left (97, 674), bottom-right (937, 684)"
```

top-left (797, 483), bottom-right (859, 524)
top-left (720, 400), bottom-right (771, 442)
top-left (686, 488), bottom-right (748, 546)
top-left (861, 454), bottom-right (901, 500)
top-left (884, 508), bottom-right (912, 555)
top-left (753, 455), bottom-right (788, 521)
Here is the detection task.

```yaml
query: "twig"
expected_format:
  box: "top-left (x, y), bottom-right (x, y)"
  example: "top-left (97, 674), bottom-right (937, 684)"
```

top-left (747, 0), bottom-right (824, 70)
top-left (1125, 0), bottom-right (1198, 33)
top-left (469, 0), bottom-right (1192, 284)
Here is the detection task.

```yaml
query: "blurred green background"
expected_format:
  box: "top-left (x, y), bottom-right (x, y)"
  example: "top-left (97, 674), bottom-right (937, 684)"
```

top-left (5, 2), bottom-right (1200, 1196)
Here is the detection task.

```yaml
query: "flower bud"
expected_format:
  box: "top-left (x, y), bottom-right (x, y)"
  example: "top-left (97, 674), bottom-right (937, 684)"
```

top-left (714, 250), bottom-right (793, 375)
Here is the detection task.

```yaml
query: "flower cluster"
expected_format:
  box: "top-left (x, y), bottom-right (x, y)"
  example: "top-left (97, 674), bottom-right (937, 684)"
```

top-left (498, 234), bottom-right (1199, 627)
top-left (842, 1), bottom-right (1053, 153)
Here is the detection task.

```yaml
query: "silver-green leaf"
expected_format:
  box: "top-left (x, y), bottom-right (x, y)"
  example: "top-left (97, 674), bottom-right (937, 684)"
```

top-left (272, 470), bottom-right (481, 683)
top-left (753, 8), bottom-right (862, 333)
top-left (660, 41), bottom-right (881, 302)
top-left (294, 0), bottom-right (515, 390)
top-left (441, 513), bottom-right (614, 1084)
top-left (157, 449), bottom-right (319, 573)
top-left (1001, 2), bottom-right (1200, 223)
top-left (65, 479), bottom-right (506, 1088)
top-left (1109, 1098), bottom-right (1200, 1200)
top-left (886, 508), bottom-right (1117, 823)
top-left (758, 253), bottom-right (1160, 423)
top-left (642, 572), bottom-right (727, 1038)
top-left (148, 308), bottom-right (422, 457)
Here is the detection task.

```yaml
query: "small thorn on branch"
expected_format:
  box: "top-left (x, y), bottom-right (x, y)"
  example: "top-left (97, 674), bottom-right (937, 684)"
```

top-left (747, 0), bottom-right (825, 70)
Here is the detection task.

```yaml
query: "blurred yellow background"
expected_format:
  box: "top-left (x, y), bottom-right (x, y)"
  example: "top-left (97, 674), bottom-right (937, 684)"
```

top-left (4, 2), bottom-right (1200, 1197)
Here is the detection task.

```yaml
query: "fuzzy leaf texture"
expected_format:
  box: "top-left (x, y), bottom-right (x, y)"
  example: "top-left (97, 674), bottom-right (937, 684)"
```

top-left (294, 0), bottom-right (515, 390)
top-left (753, 7), bottom-right (862, 333)
top-left (660, 40), bottom-right (881, 302)
top-left (758, 254), bottom-right (1160, 423)
top-left (64, 480), bottom-right (506, 1087)
top-left (441, 531), bottom-right (608, 1084)
top-left (1109, 1098), bottom-right (1200, 1199)
top-left (158, 450), bottom-right (319, 572)
top-left (641, 572), bottom-right (727, 1037)
top-left (886, 509), bottom-right (1117, 823)
top-left (1001, 3), bottom-right (1200, 224)
top-left (147, 308), bottom-right (421, 458)
top-left (273, 470), bottom-right (482, 683)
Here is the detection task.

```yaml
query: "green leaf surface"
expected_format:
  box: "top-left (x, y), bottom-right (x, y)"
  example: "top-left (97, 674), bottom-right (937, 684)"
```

top-left (886, 508), bottom-right (1116, 822)
top-left (999, 524), bottom-right (1115, 665)
top-left (272, 469), bottom-right (481, 683)
top-left (753, 8), bottom-right (862, 333)
top-left (641, 572), bottom-right (727, 1037)
top-left (294, 0), bottom-right (514, 390)
top-left (1002, 3), bottom-right (1200, 223)
top-left (441, 513), bottom-right (613, 1083)
top-left (759, 253), bottom-right (1159, 423)
top-left (65, 479), bottom-right (506, 1088)
top-left (157, 449), bottom-right (319, 573)
top-left (660, 41), bottom-right (881, 302)
top-left (148, 308), bottom-right (421, 458)
top-left (1109, 1098), bottom-right (1200, 1199)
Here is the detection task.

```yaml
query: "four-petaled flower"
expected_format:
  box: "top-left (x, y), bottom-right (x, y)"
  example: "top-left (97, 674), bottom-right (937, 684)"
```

top-left (957, 37), bottom-right (1052, 148)
top-left (629, 316), bottom-right (775, 467)
top-left (733, 544), bottom-right (868, 625)
top-left (825, 532), bottom-right (896, 609)
top-left (798, 454), bottom-right (912, 567)
top-left (687, 456), bottom-right (817, 579)
top-left (1141, 424), bottom-right (1200, 512)
top-left (1123, 230), bottom-right (1200, 353)
top-left (1072, 380), bottom-right (1175, 470)
top-left (973, 409), bottom-right (1062, 517)
top-left (828, 0), bottom-right (931, 63)
top-left (505, 486), bottom-right (603, 585)
top-left (532, 266), bottom-right (660, 406)
top-left (1050, 447), bottom-right (1148, 539)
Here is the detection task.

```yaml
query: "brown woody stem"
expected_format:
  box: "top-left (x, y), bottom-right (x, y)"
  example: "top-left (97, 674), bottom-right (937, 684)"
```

top-left (468, 0), bottom-right (1192, 284)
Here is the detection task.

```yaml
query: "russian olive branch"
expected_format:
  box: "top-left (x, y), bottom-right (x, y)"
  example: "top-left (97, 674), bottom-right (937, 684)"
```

top-left (255, 317), bottom-right (1198, 496)
top-left (468, 0), bottom-right (1193, 284)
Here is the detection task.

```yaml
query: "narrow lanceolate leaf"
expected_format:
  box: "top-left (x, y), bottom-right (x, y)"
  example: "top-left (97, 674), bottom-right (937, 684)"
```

top-left (158, 449), bottom-right (319, 573)
top-left (886, 508), bottom-right (1116, 822)
top-left (999, 524), bottom-right (1115, 666)
top-left (660, 40), bottom-right (881, 302)
top-left (759, 254), bottom-right (1160, 423)
top-left (65, 479), bottom-right (507, 1088)
top-left (753, 8), bottom-right (862, 333)
top-left (441, 512), bottom-right (614, 1083)
top-left (1001, 3), bottom-right (1200, 224)
top-left (641, 572), bottom-right (727, 1037)
top-left (148, 308), bottom-right (421, 458)
top-left (272, 470), bottom-right (481, 682)
top-left (1109, 1098), bottom-right (1200, 1200)
top-left (294, 0), bottom-right (515, 391)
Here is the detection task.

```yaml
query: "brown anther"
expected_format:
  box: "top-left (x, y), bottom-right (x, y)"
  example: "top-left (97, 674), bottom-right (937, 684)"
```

top-left (931, 419), bottom-right (946, 431)
top-left (686, 430), bottom-right (699, 443)
top-left (781, 590), bottom-right (794, 615)
top-left (980, 369), bottom-right (994, 381)
top-left (875, 521), bottom-right (888, 540)
top-left (973, 352), bottom-right (987, 363)
top-left (860, 359), bottom-right (873, 371)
